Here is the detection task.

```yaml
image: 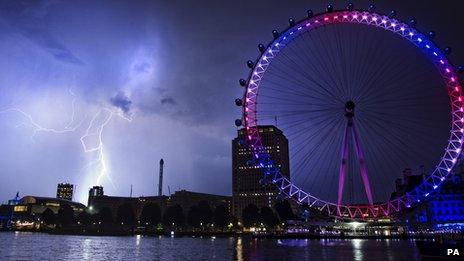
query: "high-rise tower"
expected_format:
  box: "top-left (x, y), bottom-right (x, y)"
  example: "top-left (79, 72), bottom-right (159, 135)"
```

top-left (232, 125), bottom-right (290, 220)
top-left (158, 159), bottom-right (164, 196)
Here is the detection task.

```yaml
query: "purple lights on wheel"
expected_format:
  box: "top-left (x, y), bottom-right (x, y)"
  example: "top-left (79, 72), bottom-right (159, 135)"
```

top-left (240, 10), bottom-right (464, 219)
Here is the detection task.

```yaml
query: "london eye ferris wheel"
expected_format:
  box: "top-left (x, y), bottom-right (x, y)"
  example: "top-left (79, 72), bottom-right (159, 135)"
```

top-left (235, 3), bottom-right (464, 219)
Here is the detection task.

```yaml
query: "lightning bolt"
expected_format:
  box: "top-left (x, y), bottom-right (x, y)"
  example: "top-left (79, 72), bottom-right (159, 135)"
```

top-left (0, 89), bottom-right (83, 141)
top-left (80, 108), bottom-right (132, 187)
top-left (0, 89), bottom-right (131, 201)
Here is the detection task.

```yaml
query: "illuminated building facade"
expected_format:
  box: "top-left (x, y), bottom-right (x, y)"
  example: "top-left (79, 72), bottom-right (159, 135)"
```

top-left (232, 125), bottom-right (290, 220)
top-left (400, 172), bottom-right (464, 230)
top-left (56, 183), bottom-right (74, 201)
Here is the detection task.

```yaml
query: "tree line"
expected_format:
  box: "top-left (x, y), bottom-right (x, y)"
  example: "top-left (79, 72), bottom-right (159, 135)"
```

top-left (41, 200), bottom-right (297, 230)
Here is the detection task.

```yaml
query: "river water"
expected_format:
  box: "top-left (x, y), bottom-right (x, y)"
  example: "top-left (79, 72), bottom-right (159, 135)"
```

top-left (0, 232), bottom-right (421, 260)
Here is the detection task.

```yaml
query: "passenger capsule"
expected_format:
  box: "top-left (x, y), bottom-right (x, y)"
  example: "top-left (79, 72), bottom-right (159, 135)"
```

top-left (246, 60), bottom-right (254, 68)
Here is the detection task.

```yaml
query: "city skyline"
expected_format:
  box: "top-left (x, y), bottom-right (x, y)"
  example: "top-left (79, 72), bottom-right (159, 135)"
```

top-left (1, 0), bottom-right (464, 206)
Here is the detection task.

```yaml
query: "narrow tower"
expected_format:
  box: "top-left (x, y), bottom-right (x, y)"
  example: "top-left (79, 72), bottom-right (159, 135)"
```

top-left (158, 159), bottom-right (164, 196)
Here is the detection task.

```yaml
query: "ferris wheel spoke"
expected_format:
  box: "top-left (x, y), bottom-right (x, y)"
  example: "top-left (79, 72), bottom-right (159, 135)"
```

top-left (286, 34), bottom-right (344, 97)
top-left (357, 65), bottom-right (436, 104)
top-left (277, 51), bottom-right (346, 104)
top-left (359, 114), bottom-right (441, 161)
top-left (311, 26), bottom-right (349, 98)
top-left (355, 56), bottom-right (425, 102)
top-left (356, 118), bottom-right (410, 198)
top-left (291, 118), bottom-right (343, 188)
top-left (262, 73), bottom-right (337, 101)
top-left (266, 64), bottom-right (343, 104)
top-left (285, 116), bottom-right (342, 144)
top-left (299, 30), bottom-right (347, 99)
top-left (306, 128), bottom-right (342, 196)
top-left (353, 29), bottom-right (396, 101)
top-left (350, 25), bottom-right (389, 100)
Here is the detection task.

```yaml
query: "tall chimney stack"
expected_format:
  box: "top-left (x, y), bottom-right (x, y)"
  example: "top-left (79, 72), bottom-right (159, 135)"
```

top-left (158, 159), bottom-right (164, 196)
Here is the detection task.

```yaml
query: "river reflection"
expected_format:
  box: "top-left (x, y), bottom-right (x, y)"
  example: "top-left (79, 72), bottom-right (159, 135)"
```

top-left (0, 232), bottom-right (421, 260)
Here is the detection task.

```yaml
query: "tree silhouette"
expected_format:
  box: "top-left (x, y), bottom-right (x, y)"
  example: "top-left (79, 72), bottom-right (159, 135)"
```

top-left (57, 204), bottom-right (75, 227)
top-left (140, 203), bottom-right (161, 226)
top-left (260, 206), bottom-right (277, 228)
top-left (117, 203), bottom-right (136, 226)
top-left (242, 204), bottom-right (259, 227)
top-left (213, 204), bottom-right (229, 228)
top-left (41, 208), bottom-right (56, 225)
top-left (274, 200), bottom-right (294, 222)
top-left (163, 204), bottom-right (184, 227)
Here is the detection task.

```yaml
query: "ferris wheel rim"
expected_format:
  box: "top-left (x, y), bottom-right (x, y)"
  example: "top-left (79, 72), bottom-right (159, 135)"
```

top-left (240, 9), bottom-right (464, 219)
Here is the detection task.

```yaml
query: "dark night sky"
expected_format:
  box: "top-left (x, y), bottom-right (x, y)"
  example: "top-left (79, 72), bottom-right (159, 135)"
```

top-left (0, 0), bottom-right (463, 204)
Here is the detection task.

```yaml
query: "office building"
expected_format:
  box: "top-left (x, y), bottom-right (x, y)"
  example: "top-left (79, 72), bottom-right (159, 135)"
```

top-left (232, 125), bottom-right (290, 220)
top-left (56, 183), bottom-right (74, 201)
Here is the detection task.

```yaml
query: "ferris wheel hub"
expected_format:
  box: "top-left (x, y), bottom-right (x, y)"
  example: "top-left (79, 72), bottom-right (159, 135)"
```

top-left (344, 100), bottom-right (355, 118)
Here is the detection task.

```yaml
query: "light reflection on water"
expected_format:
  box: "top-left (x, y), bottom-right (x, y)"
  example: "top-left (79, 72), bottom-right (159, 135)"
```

top-left (0, 232), bottom-right (421, 260)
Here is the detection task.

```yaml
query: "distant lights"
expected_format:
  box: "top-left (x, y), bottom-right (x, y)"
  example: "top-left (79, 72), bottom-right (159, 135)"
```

top-left (451, 77), bottom-right (456, 82)
top-left (400, 27), bottom-right (405, 31)
top-left (352, 15), bottom-right (358, 19)
top-left (426, 45), bottom-right (430, 49)
top-left (343, 15), bottom-right (348, 19)
top-left (425, 193), bottom-right (430, 197)
top-left (441, 177), bottom-right (445, 181)
top-left (372, 17), bottom-right (377, 21)
top-left (418, 38), bottom-right (422, 42)
top-left (391, 23), bottom-right (396, 27)
top-left (440, 60), bottom-right (445, 64)
top-left (381, 20), bottom-right (386, 24)
top-left (446, 68), bottom-right (451, 73)
top-left (457, 148), bottom-right (462, 153)
top-left (433, 185), bottom-right (438, 189)
top-left (447, 168), bottom-right (451, 172)
top-left (433, 52), bottom-right (438, 56)
top-left (409, 32), bottom-right (414, 36)
top-left (362, 15), bottom-right (367, 19)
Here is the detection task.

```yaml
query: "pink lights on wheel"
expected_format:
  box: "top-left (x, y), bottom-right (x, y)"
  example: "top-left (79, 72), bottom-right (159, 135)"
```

top-left (241, 9), bottom-right (464, 219)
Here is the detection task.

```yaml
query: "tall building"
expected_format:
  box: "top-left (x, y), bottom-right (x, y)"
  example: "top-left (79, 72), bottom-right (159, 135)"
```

top-left (56, 183), bottom-right (74, 201)
top-left (232, 125), bottom-right (290, 220)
